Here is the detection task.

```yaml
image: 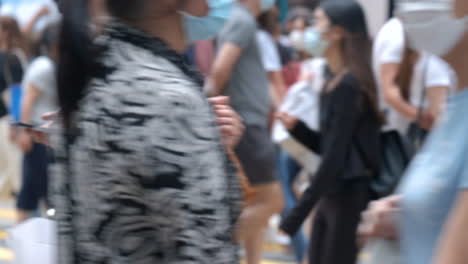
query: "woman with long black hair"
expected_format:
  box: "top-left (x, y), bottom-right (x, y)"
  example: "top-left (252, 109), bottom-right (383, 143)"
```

top-left (51, 0), bottom-right (244, 263)
top-left (278, 1), bottom-right (381, 263)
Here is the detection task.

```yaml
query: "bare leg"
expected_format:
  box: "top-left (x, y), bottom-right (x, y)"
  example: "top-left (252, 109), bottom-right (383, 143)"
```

top-left (238, 182), bottom-right (284, 264)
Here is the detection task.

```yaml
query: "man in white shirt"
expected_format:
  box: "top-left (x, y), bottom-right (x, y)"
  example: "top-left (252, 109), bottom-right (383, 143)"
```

top-left (373, 17), bottom-right (453, 134)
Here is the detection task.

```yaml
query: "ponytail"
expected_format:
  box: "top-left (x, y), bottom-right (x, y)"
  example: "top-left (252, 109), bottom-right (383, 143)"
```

top-left (57, 0), bottom-right (104, 130)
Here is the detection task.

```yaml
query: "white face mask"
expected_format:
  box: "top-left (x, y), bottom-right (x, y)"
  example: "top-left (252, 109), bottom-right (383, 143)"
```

top-left (289, 30), bottom-right (306, 51)
top-left (397, 1), bottom-right (468, 56)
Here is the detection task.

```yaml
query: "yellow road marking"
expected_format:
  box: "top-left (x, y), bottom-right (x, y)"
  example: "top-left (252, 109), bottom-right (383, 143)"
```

top-left (0, 231), bottom-right (7, 240)
top-left (0, 208), bottom-right (16, 220)
top-left (263, 242), bottom-right (289, 253)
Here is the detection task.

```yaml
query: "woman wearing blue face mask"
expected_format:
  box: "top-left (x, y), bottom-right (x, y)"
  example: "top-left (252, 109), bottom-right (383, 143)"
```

top-left (277, 1), bottom-right (382, 264)
top-left (51, 0), bottom-right (246, 263)
top-left (359, 1), bottom-right (468, 264)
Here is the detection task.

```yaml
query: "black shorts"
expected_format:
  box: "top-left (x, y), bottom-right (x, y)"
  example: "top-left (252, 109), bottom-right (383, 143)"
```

top-left (234, 125), bottom-right (277, 186)
top-left (17, 143), bottom-right (50, 211)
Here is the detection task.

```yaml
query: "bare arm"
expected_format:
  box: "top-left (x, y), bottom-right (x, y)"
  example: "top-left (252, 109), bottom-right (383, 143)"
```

top-left (426, 85), bottom-right (449, 121)
top-left (381, 63), bottom-right (419, 120)
top-left (22, 6), bottom-right (49, 37)
top-left (381, 63), bottom-right (435, 129)
top-left (16, 84), bottom-right (41, 152)
top-left (433, 191), bottom-right (468, 264)
top-left (268, 71), bottom-right (287, 108)
top-left (206, 43), bottom-right (242, 97)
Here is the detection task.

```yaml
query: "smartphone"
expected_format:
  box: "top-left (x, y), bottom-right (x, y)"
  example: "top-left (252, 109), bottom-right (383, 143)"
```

top-left (10, 122), bottom-right (35, 128)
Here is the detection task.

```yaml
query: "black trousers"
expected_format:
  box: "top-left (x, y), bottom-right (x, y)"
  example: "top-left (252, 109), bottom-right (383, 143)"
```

top-left (308, 187), bottom-right (370, 264)
top-left (17, 143), bottom-right (50, 211)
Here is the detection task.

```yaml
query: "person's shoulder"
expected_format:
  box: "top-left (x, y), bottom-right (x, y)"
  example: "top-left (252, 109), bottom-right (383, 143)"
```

top-left (29, 56), bottom-right (53, 71)
top-left (375, 18), bottom-right (404, 43)
top-left (426, 54), bottom-right (450, 69)
top-left (380, 18), bottom-right (403, 35)
top-left (256, 30), bottom-right (269, 40)
top-left (341, 71), bottom-right (359, 85)
top-left (338, 72), bottom-right (361, 94)
top-left (23, 56), bottom-right (54, 82)
top-left (227, 4), bottom-right (256, 28)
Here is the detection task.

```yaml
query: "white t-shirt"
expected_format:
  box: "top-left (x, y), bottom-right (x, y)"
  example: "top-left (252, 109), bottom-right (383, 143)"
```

top-left (373, 18), bottom-right (405, 111)
top-left (22, 56), bottom-right (57, 125)
top-left (256, 30), bottom-right (282, 72)
top-left (385, 53), bottom-right (455, 134)
top-left (372, 18), bottom-right (455, 134)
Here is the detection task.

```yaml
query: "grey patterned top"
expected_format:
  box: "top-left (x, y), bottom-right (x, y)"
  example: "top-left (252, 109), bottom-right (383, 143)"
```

top-left (50, 24), bottom-right (242, 264)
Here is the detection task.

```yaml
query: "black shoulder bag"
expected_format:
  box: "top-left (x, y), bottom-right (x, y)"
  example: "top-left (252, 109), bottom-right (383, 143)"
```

top-left (357, 56), bottom-right (429, 199)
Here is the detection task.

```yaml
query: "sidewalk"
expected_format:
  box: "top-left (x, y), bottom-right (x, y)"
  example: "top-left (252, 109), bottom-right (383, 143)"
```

top-left (0, 200), bottom-right (15, 264)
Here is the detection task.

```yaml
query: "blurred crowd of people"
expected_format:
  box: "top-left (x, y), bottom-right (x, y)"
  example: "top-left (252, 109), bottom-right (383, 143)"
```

top-left (0, 0), bottom-right (467, 264)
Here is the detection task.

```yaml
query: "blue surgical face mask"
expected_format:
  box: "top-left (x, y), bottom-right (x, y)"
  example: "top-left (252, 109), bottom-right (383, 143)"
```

top-left (261, 0), bottom-right (276, 12)
top-left (303, 27), bottom-right (329, 57)
top-left (183, 0), bottom-right (234, 43)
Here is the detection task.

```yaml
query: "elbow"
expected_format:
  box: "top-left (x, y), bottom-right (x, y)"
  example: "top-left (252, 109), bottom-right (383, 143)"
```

top-left (383, 89), bottom-right (403, 111)
top-left (383, 89), bottom-right (395, 107)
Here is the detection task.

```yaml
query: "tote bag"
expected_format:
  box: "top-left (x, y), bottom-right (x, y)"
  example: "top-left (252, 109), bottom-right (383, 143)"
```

top-left (8, 217), bottom-right (57, 264)
top-left (272, 58), bottom-right (325, 172)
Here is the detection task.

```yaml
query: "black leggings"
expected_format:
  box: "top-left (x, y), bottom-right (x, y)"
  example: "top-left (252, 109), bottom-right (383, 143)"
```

top-left (308, 188), bottom-right (369, 264)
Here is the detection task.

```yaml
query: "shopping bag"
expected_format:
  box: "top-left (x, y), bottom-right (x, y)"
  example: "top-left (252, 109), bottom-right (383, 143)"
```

top-left (272, 58), bottom-right (325, 172)
top-left (271, 80), bottom-right (320, 172)
top-left (8, 217), bottom-right (57, 264)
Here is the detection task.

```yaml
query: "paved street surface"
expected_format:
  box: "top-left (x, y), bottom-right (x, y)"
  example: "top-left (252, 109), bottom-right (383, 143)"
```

top-left (0, 200), bottom-right (296, 264)
top-left (0, 200), bottom-right (15, 264)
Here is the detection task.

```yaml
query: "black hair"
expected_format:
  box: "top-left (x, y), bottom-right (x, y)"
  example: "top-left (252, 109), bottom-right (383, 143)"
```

top-left (321, 0), bottom-right (370, 35)
top-left (40, 22), bottom-right (60, 56)
top-left (320, 0), bottom-right (382, 122)
top-left (57, 0), bottom-right (147, 130)
top-left (57, 0), bottom-right (97, 129)
top-left (258, 7), bottom-right (280, 35)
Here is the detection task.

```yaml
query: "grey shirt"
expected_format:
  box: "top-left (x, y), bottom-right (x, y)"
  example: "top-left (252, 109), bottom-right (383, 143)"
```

top-left (218, 3), bottom-right (271, 128)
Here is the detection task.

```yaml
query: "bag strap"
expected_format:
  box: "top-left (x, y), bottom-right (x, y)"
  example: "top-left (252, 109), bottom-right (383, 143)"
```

top-left (226, 148), bottom-right (255, 204)
top-left (414, 55), bottom-right (430, 125)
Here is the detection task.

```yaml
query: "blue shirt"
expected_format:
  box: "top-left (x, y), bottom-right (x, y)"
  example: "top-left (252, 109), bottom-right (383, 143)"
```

top-left (399, 88), bottom-right (468, 264)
